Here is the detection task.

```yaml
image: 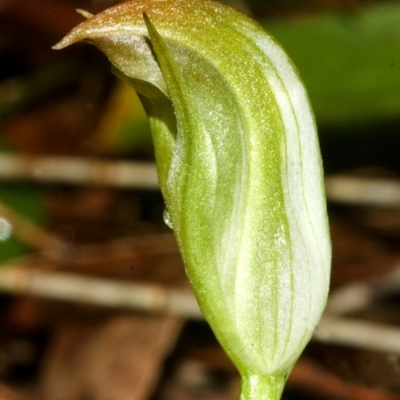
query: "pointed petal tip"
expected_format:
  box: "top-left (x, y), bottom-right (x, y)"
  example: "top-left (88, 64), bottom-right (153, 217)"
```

top-left (52, 34), bottom-right (79, 50)
top-left (52, 9), bottom-right (93, 50)
top-left (52, 24), bottom-right (87, 50)
top-left (52, 40), bottom-right (68, 50)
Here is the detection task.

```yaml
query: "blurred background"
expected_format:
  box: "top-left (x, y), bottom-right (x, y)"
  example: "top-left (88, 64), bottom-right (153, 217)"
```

top-left (1, 0), bottom-right (400, 399)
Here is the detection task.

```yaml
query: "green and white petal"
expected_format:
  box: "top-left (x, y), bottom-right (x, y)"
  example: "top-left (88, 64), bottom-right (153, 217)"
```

top-left (54, 1), bottom-right (331, 398)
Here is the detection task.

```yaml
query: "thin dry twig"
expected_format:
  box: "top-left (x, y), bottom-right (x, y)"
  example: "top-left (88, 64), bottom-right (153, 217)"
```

top-left (0, 265), bottom-right (202, 319)
top-left (1, 264), bottom-right (400, 354)
top-left (1, 154), bottom-right (400, 207)
top-left (0, 154), bottom-right (158, 189)
top-left (314, 315), bottom-right (400, 354)
top-left (326, 262), bottom-right (400, 315)
top-left (290, 358), bottom-right (400, 400)
top-left (325, 175), bottom-right (400, 207)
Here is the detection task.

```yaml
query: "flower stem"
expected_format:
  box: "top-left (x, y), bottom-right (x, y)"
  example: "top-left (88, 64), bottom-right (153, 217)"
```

top-left (239, 374), bottom-right (286, 400)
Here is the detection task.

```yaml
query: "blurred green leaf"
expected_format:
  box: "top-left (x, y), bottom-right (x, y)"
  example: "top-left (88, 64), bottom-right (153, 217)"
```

top-left (95, 82), bottom-right (152, 155)
top-left (265, 2), bottom-right (400, 127)
top-left (0, 183), bottom-right (44, 263)
top-left (0, 62), bottom-right (81, 118)
top-left (0, 143), bottom-right (45, 263)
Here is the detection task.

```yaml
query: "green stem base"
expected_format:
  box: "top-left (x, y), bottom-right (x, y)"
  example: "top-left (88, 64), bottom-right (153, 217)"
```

top-left (239, 373), bottom-right (286, 400)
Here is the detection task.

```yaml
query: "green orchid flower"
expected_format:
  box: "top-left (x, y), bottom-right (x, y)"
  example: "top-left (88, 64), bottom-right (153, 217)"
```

top-left (54, 1), bottom-right (331, 399)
